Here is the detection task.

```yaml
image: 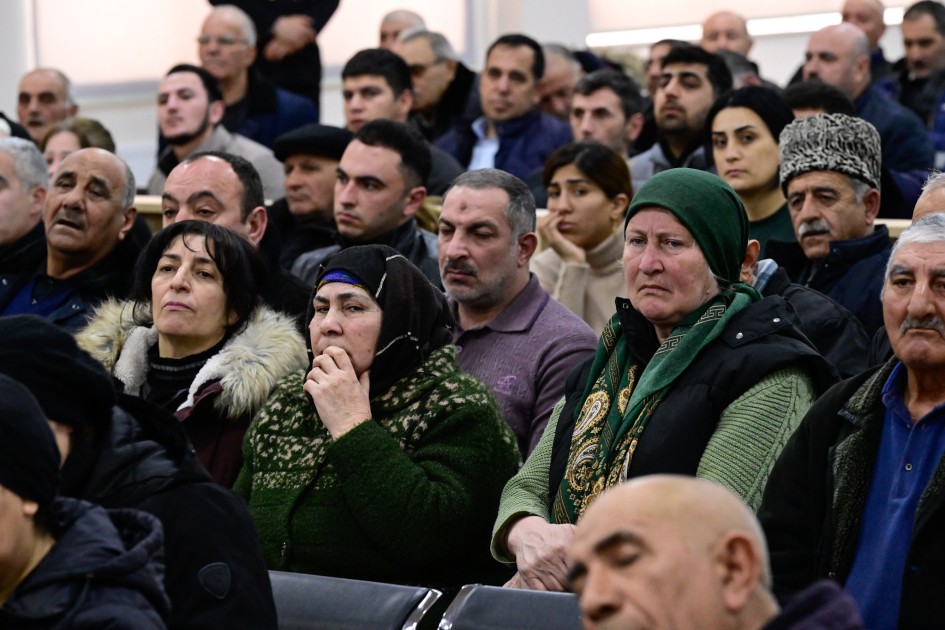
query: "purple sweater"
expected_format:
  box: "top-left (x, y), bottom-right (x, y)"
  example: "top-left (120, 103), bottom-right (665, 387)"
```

top-left (450, 275), bottom-right (597, 456)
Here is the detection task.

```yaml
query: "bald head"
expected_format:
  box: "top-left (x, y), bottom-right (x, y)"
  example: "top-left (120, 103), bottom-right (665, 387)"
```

top-left (569, 476), bottom-right (778, 630)
top-left (701, 11), bottom-right (753, 56)
top-left (17, 68), bottom-right (78, 144)
top-left (380, 9), bottom-right (425, 49)
top-left (842, 0), bottom-right (887, 50)
top-left (804, 23), bottom-right (872, 99)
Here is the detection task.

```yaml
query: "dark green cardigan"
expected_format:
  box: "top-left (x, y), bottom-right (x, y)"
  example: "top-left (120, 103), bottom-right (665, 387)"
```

top-left (236, 345), bottom-right (520, 588)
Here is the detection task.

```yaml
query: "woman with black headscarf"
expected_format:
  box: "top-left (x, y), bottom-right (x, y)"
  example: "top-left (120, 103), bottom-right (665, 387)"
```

top-left (236, 244), bottom-right (520, 588)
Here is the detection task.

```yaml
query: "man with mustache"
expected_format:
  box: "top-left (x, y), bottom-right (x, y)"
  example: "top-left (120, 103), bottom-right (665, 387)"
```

top-left (16, 68), bottom-right (78, 145)
top-left (0, 148), bottom-right (139, 331)
top-left (437, 168), bottom-right (596, 456)
top-left (767, 113), bottom-right (892, 336)
top-left (629, 45), bottom-right (732, 189)
top-left (760, 212), bottom-right (945, 629)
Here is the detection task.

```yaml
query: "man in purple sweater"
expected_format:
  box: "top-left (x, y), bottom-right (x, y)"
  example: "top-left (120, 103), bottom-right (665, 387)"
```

top-left (438, 168), bottom-right (597, 457)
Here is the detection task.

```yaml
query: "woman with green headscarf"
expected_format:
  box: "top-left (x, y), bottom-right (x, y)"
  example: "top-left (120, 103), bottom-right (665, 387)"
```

top-left (490, 169), bottom-right (835, 591)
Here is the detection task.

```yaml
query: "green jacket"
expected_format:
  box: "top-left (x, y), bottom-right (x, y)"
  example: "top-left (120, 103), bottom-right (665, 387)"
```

top-left (236, 345), bottom-right (520, 588)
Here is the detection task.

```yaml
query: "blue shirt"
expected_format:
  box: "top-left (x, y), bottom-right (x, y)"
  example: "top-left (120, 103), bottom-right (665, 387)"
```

top-left (844, 361), bottom-right (945, 629)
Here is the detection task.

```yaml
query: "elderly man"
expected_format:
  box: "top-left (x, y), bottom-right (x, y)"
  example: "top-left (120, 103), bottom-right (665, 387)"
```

top-left (161, 150), bottom-right (309, 322)
top-left (292, 119), bottom-right (440, 287)
top-left (16, 68), bottom-right (78, 145)
top-left (198, 5), bottom-right (316, 149)
top-left (767, 114), bottom-right (891, 336)
top-left (379, 9), bottom-right (425, 49)
top-left (700, 11), bottom-right (753, 56)
top-left (538, 44), bottom-right (582, 120)
top-left (0, 138), bottom-right (47, 274)
top-left (268, 123), bottom-right (351, 268)
top-left (630, 45), bottom-right (732, 188)
top-left (571, 476), bottom-right (863, 629)
top-left (844, 0), bottom-right (893, 80)
top-left (761, 212), bottom-right (945, 629)
top-left (0, 148), bottom-right (138, 330)
top-left (437, 33), bottom-right (572, 181)
top-left (148, 64), bottom-right (284, 200)
top-left (396, 29), bottom-right (481, 142)
top-left (570, 70), bottom-right (645, 158)
top-left (804, 23), bottom-right (933, 216)
top-left (438, 169), bottom-right (596, 457)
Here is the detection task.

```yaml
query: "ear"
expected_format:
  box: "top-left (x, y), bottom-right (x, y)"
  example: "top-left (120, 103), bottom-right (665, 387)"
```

top-left (443, 58), bottom-right (458, 80)
top-left (246, 44), bottom-right (258, 67)
top-left (396, 89), bottom-right (414, 120)
top-left (714, 532), bottom-right (764, 613)
top-left (208, 100), bottom-right (226, 125)
top-left (626, 112), bottom-right (645, 145)
top-left (740, 239), bottom-right (761, 284)
top-left (117, 206), bottom-right (137, 241)
top-left (402, 185), bottom-right (427, 219)
top-left (608, 193), bottom-right (630, 225)
top-left (30, 185), bottom-right (46, 218)
top-left (68, 103), bottom-right (79, 117)
top-left (21, 498), bottom-right (40, 518)
top-left (244, 205), bottom-right (268, 247)
top-left (863, 188), bottom-right (881, 223)
top-left (517, 231), bottom-right (539, 266)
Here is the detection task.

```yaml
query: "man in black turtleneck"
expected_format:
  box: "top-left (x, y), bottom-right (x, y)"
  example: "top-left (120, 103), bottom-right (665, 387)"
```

top-left (290, 119), bottom-right (441, 288)
top-left (629, 45), bottom-right (732, 189)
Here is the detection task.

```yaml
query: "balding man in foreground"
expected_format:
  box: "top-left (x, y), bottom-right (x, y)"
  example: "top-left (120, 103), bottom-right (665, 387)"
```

top-left (570, 476), bottom-right (863, 629)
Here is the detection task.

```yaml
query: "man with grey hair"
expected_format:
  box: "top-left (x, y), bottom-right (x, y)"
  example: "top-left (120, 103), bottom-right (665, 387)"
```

top-left (0, 148), bottom-right (140, 331)
top-left (573, 476), bottom-right (862, 629)
top-left (379, 9), bottom-right (425, 49)
top-left (197, 5), bottom-right (316, 149)
top-left (16, 68), bottom-right (78, 145)
top-left (803, 22), bottom-right (933, 216)
top-left (538, 44), bottom-right (582, 120)
top-left (767, 113), bottom-right (892, 335)
top-left (761, 212), bottom-right (945, 629)
top-left (438, 168), bottom-right (596, 456)
top-left (0, 138), bottom-right (48, 274)
top-left (395, 29), bottom-right (482, 142)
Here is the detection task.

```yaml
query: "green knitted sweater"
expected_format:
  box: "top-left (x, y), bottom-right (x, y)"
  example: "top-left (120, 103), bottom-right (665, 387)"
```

top-left (236, 345), bottom-right (520, 588)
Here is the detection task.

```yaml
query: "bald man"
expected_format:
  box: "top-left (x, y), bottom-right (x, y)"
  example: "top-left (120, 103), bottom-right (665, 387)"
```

top-left (700, 11), bottom-right (753, 56)
top-left (569, 476), bottom-right (862, 630)
top-left (17, 68), bottom-right (78, 145)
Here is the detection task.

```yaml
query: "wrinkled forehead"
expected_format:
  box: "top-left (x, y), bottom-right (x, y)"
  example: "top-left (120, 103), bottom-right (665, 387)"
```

top-left (20, 70), bottom-right (67, 96)
top-left (56, 149), bottom-right (125, 191)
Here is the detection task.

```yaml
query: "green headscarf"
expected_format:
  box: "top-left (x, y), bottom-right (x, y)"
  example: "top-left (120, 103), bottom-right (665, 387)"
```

top-left (625, 168), bottom-right (749, 284)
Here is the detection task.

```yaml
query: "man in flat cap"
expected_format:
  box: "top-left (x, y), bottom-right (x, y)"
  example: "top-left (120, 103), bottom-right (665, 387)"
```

top-left (767, 113), bottom-right (892, 335)
top-left (267, 123), bottom-right (352, 269)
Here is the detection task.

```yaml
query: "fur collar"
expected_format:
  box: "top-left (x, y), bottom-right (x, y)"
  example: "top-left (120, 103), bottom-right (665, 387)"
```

top-left (77, 299), bottom-right (308, 421)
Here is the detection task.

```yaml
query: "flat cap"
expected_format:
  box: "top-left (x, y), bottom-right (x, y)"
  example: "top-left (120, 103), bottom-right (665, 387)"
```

top-left (274, 124), bottom-right (353, 162)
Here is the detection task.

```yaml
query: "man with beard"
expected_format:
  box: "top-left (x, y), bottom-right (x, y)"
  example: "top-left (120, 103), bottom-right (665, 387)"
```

top-left (629, 45), bottom-right (731, 189)
top-left (437, 168), bottom-right (596, 456)
top-left (147, 64), bottom-right (283, 200)
top-left (0, 148), bottom-right (139, 331)
top-left (760, 212), bottom-right (945, 629)
top-left (16, 68), bottom-right (78, 145)
top-left (767, 114), bottom-right (892, 336)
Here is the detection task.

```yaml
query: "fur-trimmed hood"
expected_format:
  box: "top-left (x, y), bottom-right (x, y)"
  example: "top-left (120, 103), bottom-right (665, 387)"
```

top-left (77, 299), bottom-right (308, 421)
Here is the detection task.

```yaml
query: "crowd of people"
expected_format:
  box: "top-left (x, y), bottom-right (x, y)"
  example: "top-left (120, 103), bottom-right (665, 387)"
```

top-left (2, 1), bottom-right (945, 628)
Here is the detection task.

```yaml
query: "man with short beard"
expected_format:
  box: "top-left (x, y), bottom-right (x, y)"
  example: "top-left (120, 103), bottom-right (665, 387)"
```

top-left (147, 64), bottom-right (284, 200)
top-left (767, 113), bottom-right (892, 336)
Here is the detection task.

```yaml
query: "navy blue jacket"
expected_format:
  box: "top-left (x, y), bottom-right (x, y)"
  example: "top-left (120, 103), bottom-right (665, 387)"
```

top-left (436, 109), bottom-right (571, 181)
top-left (0, 498), bottom-right (168, 629)
top-left (222, 72), bottom-right (318, 149)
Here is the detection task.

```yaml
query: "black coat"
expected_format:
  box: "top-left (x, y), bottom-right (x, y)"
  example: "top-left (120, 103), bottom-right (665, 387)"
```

top-left (759, 359), bottom-right (945, 629)
top-left (61, 395), bottom-right (277, 630)
top-left (0, 498), bottom-right (168, 629)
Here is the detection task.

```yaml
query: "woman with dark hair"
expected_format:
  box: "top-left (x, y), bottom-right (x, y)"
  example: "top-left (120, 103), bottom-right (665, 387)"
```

top-left (77, 220), bottom-right (307, 486)
top-left (707, 86), bottom-right (795, 253)
top-left (533, 141), bottom-right (632, 334)
top-left (237, 244), bottom-right (520, 589)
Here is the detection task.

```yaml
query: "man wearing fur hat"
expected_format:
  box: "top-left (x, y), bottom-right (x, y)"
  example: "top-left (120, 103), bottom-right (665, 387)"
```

top-left (767, 113), bottom-right (892, 335)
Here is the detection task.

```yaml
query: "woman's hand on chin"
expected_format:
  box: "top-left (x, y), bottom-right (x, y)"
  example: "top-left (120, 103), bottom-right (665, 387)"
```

top-left (304, 346), bottom-right (372, 440)
top-left (537, 213), bottom-right (586, 265)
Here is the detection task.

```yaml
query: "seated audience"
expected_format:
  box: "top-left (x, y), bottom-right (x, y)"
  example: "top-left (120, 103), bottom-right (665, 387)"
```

top-left (767, 113), bottom-right (892, 336)
top-left (570, 476), bottom-right (863, 629)
top-left (532, 142), bottom-right (632, 335)
top-left (707, 86), bottom-right (796, 253)
top-left (77, 220), bottom-right (307, 486)
top-left (198, 5), bottom-right (317, 149)
top-left (761, 213), bottom-right (945, 629)
top-left (0, 148), bottom-right (139, 331)
top-left (40, 117), bottom-right (115, 179)
top-left (0, 374), bottom-right (169, 628)
top-left (16, 68), bottom-right (78, 145)
top-left (0, 315), bottom-right (278, 628)
top-left (0, 138), bottom-right (47, 275)
top-left (438, 169), bottom-right (597, 456)
top-left (237, 244), bottom-right (520, 590)
top-left (491, 168), bottom-right (833, 591)
top-left (148, 64), bottom-right (284, 200)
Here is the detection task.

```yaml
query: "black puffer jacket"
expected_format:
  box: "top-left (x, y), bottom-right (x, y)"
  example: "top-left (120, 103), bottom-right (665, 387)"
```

top-left (0, 498), bottom-right (168, 629)
top-left (61, 394), bottom-right (277, 630)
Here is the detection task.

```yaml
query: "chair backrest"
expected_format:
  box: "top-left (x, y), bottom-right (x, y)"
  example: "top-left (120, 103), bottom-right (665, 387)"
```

top-left (438, 584), bottom-right (583, 630)
top-left (269, 571), bottom-right (441, 630)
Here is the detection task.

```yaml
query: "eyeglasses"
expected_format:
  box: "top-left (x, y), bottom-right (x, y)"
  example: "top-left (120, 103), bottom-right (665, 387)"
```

top-left (197, 35), bottom-right (248, 47)
top-left (407, 58), bottom-right (445, 77)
